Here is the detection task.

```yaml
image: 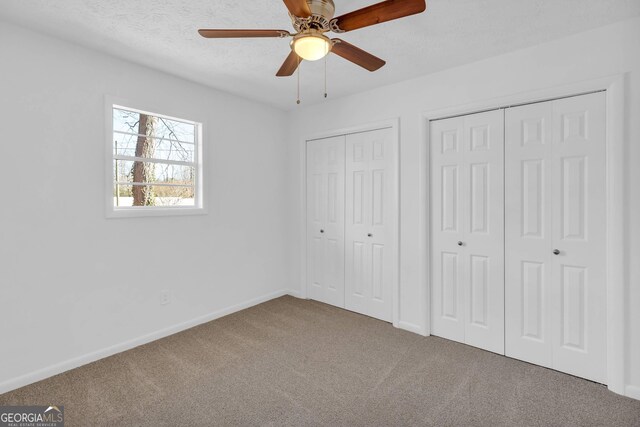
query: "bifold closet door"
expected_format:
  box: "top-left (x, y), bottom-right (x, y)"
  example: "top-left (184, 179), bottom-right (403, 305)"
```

top-left (505, 91), bottom-right (607, 384)
top-left (306, 136), bottom-right (345, 308)
top-left (345, 128), bottom-right (395, 322)
top-left (430, 110), bottom-right (505, 354)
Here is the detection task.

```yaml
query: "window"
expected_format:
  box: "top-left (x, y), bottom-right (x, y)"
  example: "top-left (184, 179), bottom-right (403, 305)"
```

top-left (108, 104), bottom-right (203, 217)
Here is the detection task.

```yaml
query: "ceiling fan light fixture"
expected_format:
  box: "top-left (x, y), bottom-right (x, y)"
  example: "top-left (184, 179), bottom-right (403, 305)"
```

top-left (292, 31), bottom-right (331, 61)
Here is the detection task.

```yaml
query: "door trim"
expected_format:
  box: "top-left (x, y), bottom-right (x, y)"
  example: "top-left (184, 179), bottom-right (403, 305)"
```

top-left (421, 74), bottom-right (626, 396)
top-left (300, 118), bottom-right (400, 327)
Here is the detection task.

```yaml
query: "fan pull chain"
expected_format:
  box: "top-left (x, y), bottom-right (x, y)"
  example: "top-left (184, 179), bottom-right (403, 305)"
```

top-left (324, 54), bottom-right (328, 98)
top-left (296, 55), bottom-right (301, 105)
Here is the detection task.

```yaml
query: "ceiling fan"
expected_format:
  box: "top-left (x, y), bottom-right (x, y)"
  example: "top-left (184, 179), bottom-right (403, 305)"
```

top-left (198, 0), bottom-right (427, 76)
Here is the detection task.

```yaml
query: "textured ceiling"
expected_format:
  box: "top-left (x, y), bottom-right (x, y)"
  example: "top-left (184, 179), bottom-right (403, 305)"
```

top-left (1, 0), bottom-right (639, 110)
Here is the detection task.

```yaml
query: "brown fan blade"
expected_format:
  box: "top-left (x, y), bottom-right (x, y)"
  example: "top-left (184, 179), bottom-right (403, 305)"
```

top-left (283, 0), bottom-right (311, 18)
top-left (330, 0), bottom-right (426, 32)
top-left (331, 39), bottom-right (385, 71)
top-left (276, 50), bottom-right (301, 77)
top-left (198, 29), bottom-right (291, 38)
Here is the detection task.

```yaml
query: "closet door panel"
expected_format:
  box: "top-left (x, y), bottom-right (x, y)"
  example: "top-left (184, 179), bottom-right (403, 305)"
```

top-left (463, 110), bottom-right (504, 354)
top-left (505, 92), bottom-right (606, 383)
top-left (368, 128), bottom-right (395, 322)
top-left (505, 102), bottom-right (553, 367)
top-left (431, 111), bottom-right (504, 352)
top-left (550, 92), bottom-right (606, 383)
top-left (306, 136), bottom-right (345, 307)
top-left (345, 128), bottom-right (395, 322)
top-left (431, 117), bottom-right (466, 343)
top-left (307, 142), bottom-right (326, 303)
top-left (324, 140), bottom-right (346, 307)
top-left (345, 132), bottom-right (371, 315)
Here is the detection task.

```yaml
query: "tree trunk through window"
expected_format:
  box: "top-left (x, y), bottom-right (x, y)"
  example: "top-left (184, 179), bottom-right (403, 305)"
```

top-left (132, 114), bottom-right (156, 206)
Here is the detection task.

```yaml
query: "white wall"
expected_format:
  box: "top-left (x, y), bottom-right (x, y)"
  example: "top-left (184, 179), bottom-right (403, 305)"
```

top-left (286, 17), bottom-right (640, 397)
top-left (0, 21), bottom-right (290, 391)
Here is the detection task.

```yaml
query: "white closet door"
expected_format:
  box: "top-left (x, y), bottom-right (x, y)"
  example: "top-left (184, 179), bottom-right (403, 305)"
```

top-left (345, 128), bottom-right (395, 322)
top-left (550, 93), bottom-right (607, 383)
top-left (505, 92), bottom-right (607, 383)
top-left (431, 116), bottom-right (465, 343)
top-left (306, 136), bottom-right (345, 308)
top-left (505, 102), bottom-right (554, 367)
top-left (464, 111), bottom-right (505, 353)
top-left (431, 110), bottom-right (504, 354)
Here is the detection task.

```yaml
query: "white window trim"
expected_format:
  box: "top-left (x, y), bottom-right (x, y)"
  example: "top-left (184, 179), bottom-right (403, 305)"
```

top-left (104, 95), bottom-right (206, 218)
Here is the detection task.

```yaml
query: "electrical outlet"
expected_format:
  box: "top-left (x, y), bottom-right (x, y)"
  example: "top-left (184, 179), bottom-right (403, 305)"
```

top-left (160, 290), bottom-right (171, 305)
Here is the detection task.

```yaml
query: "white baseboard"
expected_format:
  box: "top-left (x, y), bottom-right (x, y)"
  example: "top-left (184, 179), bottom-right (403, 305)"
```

top-left (0, 289), bottom-right (290, 395)
top-left (286, 289), bottom-right (304, 298)
top-left (625, 385), bottom-right (640, 400)
top-left (397, 320), bottom-right (428, 336)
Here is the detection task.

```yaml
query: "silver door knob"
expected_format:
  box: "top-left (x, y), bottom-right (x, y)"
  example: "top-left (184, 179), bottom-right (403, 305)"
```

top-left (553, 249), bottom-right (560, 255)
top-left (367, 233), bottom-right (373, 237)
top-left (457, 241), bottom-right (463, 246)
top-left (320, 229), bottom-right (324, 233)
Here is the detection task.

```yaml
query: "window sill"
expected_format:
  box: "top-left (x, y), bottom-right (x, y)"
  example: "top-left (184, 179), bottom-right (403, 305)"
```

top-left (106, 206), bottom-right (207, 219)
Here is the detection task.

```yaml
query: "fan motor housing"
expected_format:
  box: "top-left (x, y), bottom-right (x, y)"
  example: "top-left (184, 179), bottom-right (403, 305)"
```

top-left (291, 0), bottom-right (335, 32)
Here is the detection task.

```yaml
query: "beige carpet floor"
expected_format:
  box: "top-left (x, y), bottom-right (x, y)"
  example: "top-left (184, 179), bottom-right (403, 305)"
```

top-left (2, 296), bottom-right (640, 426)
